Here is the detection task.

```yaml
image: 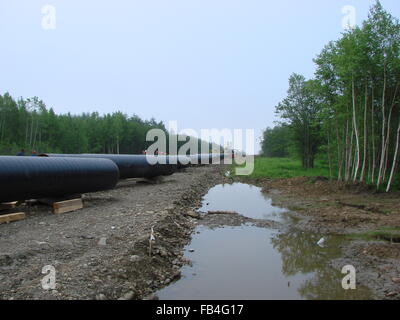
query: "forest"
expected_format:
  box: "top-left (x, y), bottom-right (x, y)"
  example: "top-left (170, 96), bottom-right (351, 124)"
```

top-left (0, 93), bottom-right (168, 155)
top-left (261, 1), bottom-right (400, 192)
top-left (0, 93), bottom-right (216, 157)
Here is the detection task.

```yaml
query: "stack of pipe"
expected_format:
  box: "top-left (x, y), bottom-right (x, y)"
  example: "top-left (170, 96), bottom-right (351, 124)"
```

top-left (189, 153), bottom-right (227, 165)
top-left (39, 154), bottom-right (178, 179)
top-left (0, 156), bottom-right (119, 203)
top-left (0, 153), bottom-right (228, 202)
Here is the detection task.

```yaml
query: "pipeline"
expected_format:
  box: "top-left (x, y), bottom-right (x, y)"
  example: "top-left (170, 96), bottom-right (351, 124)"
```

top-left (0, 156), bottom-right (119, 203)
top-left (189, 153), bottom-right (227, 165)
top-left (39, 154), bottom-right (178, 179)
top-left (167, 155), bottom-right (191, 169)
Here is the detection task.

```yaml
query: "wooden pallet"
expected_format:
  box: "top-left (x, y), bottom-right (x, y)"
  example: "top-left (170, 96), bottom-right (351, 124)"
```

top-left (53, 198), bottom-right (83, 214)
top-left (0, 201), bottom-right (25, 224)
top-left (0, 194), bottom-right (83, 224)
top-left (0, 212), bottom-right (26, 224)
top-left (38, 195), bottom-right (83, 214)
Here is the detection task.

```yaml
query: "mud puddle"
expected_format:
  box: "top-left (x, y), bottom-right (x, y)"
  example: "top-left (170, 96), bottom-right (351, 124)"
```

top-left (156, 183), bottom-right (373, 300)
top-left (199, 183), bottom-right (288, 222)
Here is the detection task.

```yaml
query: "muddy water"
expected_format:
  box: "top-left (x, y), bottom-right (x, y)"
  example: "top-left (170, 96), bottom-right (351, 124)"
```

top-left (157, 183), bottom-right (373, 300)
top-left (199, 183), bottom-right (288, 222)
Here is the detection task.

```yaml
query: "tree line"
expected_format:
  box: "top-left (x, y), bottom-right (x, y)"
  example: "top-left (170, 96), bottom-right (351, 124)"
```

top-left (262, 1), bottom-right (400, 191)
top-left (0, 93), bottom-right (217, 156)
top-left (0, 93), bottom-right (170, 155)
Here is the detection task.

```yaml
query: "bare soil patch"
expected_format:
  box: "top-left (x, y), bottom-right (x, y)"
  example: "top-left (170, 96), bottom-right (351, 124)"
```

top-left (239, 176), bottom-right (400, 299)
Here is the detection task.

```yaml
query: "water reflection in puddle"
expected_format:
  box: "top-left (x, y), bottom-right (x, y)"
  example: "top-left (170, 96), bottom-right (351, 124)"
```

top-left (199, 183), bottom-right (288, 222)
top-left (156, 183), bottom-right (373, 300)
top-left (158, 226), bottom-right (311, 299)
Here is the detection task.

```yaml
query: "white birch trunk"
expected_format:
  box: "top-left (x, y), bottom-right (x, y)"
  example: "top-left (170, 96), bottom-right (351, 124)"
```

top-left (352, 78), bottom-right (361, 182)
top-left (386, 120), bottom-right (400, 192)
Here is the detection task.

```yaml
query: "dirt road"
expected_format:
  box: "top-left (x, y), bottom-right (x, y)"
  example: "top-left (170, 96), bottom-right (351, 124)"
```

top-left (0, 165), bottom-right (226, 300)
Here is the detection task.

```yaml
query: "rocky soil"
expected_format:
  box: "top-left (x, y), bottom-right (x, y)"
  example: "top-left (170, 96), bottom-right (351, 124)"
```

top-left (0, 165), bottom-right (226, 300)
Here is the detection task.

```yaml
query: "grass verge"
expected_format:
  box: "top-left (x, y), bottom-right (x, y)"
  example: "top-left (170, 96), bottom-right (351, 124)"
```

top-left (233, 157), bottom-right (331, 179)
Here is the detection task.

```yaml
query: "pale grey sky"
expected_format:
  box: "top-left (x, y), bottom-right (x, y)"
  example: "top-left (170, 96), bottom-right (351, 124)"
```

top-left (0, 0), bottom-right (399, 153)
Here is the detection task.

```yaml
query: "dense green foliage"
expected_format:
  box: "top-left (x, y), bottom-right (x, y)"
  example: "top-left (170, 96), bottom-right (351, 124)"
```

top-left (262, 1), bottom-right (400, 191)
top-left (275, 76), bottom-right (324, 168)
top-left (0, 93), bottom-right (168, 155)
top-left (260, 125), bottom-right (292, 158)
top-left (0, 93), bottom-right (217, 156)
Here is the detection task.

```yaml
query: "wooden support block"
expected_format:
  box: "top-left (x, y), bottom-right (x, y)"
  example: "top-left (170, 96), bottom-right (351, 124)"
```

top-left (0, 212), bottom-right (26, 224)
top-left (0, 201), bottom-right (18, 210)
top-left (53, 198), bottom-right (83, 214)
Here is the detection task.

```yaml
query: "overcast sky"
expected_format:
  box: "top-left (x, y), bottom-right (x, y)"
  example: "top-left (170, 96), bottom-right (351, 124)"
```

top-left (0, 0), bottom-right (399, 153)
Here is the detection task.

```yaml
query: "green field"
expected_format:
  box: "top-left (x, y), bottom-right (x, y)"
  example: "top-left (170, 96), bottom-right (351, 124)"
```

top-left (235, 157), bottom-right (331, 179)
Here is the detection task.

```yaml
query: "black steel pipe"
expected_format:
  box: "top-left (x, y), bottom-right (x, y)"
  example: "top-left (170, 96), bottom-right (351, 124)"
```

top-left (0, 156), bottom-right (119, 202)
top-left (168, 155), bottom-right (191, 169)
top-left (39, 154), bottom-right (177, 179)
top-left (189, 154), bottom-right (226, 165)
